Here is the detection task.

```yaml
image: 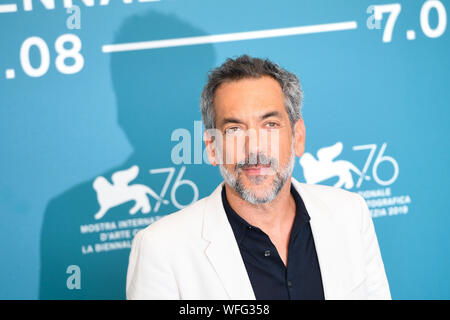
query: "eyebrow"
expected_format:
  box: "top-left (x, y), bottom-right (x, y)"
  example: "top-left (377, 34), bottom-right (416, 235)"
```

top-left (260, 110), bottom-right (282, 120)
top-left (221, 110), bottom-right (283, 126)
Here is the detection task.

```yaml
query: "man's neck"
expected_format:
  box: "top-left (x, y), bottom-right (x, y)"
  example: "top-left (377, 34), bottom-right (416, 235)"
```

top-left (224, 177), bottom-right (296, 233)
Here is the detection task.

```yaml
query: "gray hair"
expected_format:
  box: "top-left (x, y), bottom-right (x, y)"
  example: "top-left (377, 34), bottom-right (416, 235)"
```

top-left (200, 54), bottom-right (303, 130)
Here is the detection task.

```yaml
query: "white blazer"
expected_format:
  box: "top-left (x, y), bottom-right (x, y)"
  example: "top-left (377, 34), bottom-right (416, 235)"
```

top-left (126, 178), bottom-right (391, 300)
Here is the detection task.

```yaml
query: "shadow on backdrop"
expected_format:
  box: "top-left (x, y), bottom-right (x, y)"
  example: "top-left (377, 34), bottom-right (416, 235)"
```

top-left (39, 10), bottom-right (218, 299)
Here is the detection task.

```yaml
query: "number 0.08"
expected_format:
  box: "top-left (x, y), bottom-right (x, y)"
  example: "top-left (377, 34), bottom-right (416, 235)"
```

top-left (20, 34), bottom-right (84, 77)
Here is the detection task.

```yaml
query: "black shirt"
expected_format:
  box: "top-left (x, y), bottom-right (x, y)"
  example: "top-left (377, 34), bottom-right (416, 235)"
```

top-left (221, 184), bottom-right (325, 300)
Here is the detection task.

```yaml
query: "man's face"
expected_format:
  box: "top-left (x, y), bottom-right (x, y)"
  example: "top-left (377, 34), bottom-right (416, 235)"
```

top-left (208, 75), bottom-right (305, 204)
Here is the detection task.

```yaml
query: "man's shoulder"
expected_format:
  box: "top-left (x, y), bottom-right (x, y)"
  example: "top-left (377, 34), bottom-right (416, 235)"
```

top-left (298, 182), bottom-right (363, 203)
top-left (134, 195), bottom-right (209, 244)
top-left (296, 182), bottom-right (366, 223)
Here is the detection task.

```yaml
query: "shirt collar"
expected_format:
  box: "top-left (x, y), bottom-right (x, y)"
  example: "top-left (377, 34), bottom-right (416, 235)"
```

top-left (221, 182), bottom-right (311, 245)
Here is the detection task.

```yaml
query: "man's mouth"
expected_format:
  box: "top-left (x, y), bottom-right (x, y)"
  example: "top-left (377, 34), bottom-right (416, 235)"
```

top-left (242, 164), bottom-right (272, 175)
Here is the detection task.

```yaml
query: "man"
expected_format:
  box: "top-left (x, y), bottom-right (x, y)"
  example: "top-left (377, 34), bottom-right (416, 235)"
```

top-left (126, 55), bottom-right (391, 300)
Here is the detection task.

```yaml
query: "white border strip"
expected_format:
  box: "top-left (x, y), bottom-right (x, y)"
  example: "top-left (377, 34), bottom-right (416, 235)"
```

top-left (102, 21), bottom-right (358, 53)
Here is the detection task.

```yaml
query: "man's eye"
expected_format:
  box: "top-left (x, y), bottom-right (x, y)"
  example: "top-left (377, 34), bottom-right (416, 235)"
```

top-left (265, 122), bottom-right (279, 128)
top-left (225, 127), bottom-right (240, 134)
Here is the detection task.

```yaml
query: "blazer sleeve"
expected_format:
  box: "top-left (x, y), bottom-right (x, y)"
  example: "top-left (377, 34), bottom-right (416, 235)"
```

top-left (356, 194), bottom-right (392, 300)
top-left (126, 229), bottom-right (179, 300)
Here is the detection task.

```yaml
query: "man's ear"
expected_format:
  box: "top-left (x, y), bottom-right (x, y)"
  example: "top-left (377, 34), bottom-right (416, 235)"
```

top-left (204, 130), bottom-right (218, 166)
top-left (293, 117), bottom-right (306, 157)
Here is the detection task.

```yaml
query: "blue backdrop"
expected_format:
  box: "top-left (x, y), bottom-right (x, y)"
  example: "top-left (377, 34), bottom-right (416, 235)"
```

top-left (0, 0), bottom-right (449, 299)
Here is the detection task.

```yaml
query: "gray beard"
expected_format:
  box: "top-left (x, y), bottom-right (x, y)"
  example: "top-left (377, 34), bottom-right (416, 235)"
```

top-left (218, 143), bottom-right (296, 205)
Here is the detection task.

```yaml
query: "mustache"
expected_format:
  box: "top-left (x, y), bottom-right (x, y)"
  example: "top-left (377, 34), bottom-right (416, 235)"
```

top-left (235, 153), bottom-right (278, 170)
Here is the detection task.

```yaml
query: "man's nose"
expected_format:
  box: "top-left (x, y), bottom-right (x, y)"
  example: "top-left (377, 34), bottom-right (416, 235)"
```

top-left (245, 128), bottom-right (258, 154)
top-left (245, 128), bottom-right (269, 164)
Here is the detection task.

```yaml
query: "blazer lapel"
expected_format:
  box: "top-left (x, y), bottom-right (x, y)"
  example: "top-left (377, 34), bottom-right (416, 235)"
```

top-left (292, 178), bottom-right (357, 299)
top-left (201, 182), bottom-right (256, 300)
